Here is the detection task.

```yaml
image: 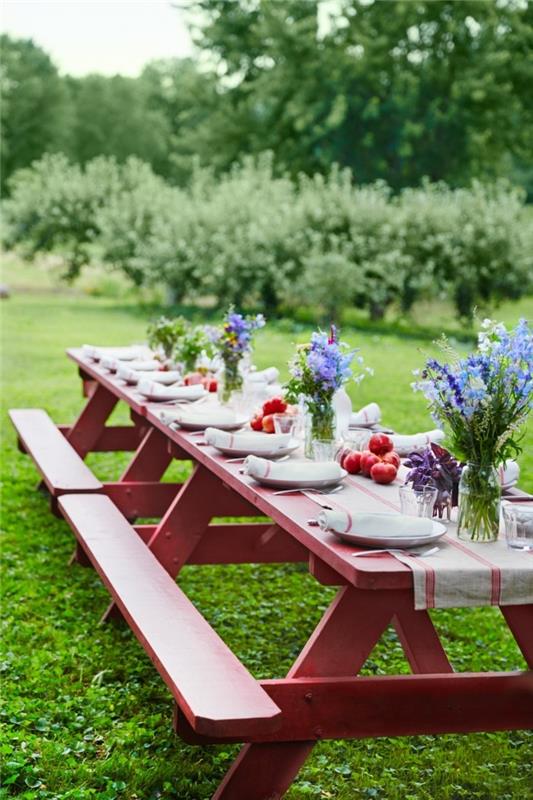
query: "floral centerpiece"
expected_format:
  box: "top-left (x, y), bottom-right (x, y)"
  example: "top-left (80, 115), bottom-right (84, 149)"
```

top-left (216, 308), bottom-right (265, 404)
top-left (173, 324), bottom-right (216, 374)
top-left (147, 316), bottom-right (187, 360)
top-left (412, 319), bottom-right (532, 541)
top-left (404, 444), bottom-right (463, 519)
top-left (284, 326), bottom-right (366, 457)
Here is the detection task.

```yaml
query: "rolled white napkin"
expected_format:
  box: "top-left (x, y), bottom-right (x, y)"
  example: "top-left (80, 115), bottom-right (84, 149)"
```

top-left (82, 344), bottom-right (151, 362)
top-left (350, 402), bottom-right (381, 427)
top-left (100, 356), bottom-right (119, 372)
top-left (137, 381), bottom-right (206, 401)
top-left (124, 359), bottom-right (161, 372)
top-left (499, 460), bottom-right (520, 487)
top-left (318, 509), bottom-right (434, 537)
top-left (244, 455), bottom-right (344, 482)
top-left (263, 383), bottom-right (284, 398)
top-left (246, 367), bottom-right (280, 384)
top-left (205, 428), bottom-right (291, 452)
top-left (390, 429), bottom-right (445, 456)
top-left (117, 366), bottom-right (182, 385)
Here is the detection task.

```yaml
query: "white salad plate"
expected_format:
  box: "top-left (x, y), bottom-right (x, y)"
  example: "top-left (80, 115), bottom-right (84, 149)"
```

top-left (213, 438), bottom-right (300, 459)
top-left (253, 470), bottom-right (348, 490)
top-left (332, 520), bottom-right (447, 549)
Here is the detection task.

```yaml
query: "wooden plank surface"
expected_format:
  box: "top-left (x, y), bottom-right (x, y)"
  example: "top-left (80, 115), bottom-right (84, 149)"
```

top-left (59, 493), bottom-right (282, 739)
top-left (9, 408), bottom-right (102, 493)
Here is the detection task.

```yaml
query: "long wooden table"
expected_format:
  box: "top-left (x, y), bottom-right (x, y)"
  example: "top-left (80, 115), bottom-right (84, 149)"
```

top-left (30, 350), bottom-right (533, 797)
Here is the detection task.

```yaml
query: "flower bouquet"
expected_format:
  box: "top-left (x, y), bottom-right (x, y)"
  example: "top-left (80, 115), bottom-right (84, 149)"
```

top-left (147, 316), bottom-right (187, 361)
top-left (173, 324), bottom-right (216, 374)
top-left (284, 326), bottom-right (366, 457)
top-left (413, 319), bottom-right (532, 541)
top-left (215, 308), bottom-right (265, 404)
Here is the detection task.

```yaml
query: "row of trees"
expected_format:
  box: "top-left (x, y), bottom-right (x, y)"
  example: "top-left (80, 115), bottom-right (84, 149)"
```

top-left (4, 153), bottom-right (532, 321)
top-left (2, 0), bottom-right (533, 193)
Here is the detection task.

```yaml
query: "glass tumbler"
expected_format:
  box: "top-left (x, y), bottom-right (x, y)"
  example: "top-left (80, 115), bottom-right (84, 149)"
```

top-left (399, 485), bottom-right (438, 519)
top-left (502, 502), bottom-right (533, 551)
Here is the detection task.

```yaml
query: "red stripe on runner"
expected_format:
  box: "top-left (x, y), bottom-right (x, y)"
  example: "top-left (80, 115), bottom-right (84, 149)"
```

top-left (345, 475), bottom-right (402, 512)
top-left (443, 536), bottom-right (502, 605)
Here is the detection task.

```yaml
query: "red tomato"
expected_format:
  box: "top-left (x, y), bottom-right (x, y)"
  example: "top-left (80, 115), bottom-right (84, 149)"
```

top-left (343, 450), bottom-right (362, 474)
top-left (382, 451), bottom-right (401, 469)
top-left (360, 450), bottom-right (381, 476)
top-left (250, 413), bottom-right (264, 432)
top-left (368, 433), bottom-right (394, 456)
top-left (262, 414), bottom-right (275, 433)
top-left (370, 462), bottom-right (398, 484)
top-left (262, 397), bottom-right (287, 415)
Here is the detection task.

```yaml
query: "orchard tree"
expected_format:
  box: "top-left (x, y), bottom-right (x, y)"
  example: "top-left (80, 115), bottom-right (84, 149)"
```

top-left (0, 35), bottom-right (72, 191)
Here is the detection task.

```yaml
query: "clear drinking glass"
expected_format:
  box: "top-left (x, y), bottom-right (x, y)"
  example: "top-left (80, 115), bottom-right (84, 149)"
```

top-left (502, 502), bottom-right (533, 551)
top-left (273, 413), bottom-right (297, 436)
top-left (399, 485), bottom-right (438, 518)
top-left (312, 438), bottom-right (342, 462)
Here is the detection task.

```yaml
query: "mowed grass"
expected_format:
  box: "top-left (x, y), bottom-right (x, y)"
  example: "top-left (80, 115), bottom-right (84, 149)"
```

top-left (1, 285), bottom-right (532, 800)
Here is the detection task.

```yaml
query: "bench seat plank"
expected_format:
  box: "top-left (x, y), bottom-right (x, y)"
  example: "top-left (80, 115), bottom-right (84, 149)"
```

top-left (58, 494), bottom-right (282, 739)
top-left (9, 409), bottom-right (102, 494)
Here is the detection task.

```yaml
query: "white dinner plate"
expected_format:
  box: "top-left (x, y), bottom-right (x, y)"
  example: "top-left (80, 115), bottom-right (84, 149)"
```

top-left (212, 438), bottom-right (300, 459)
top-left (138, 387), bottom-right (207, 403)
top-left (332, 520), bottom-right (447, 549)
top-left (123, 371), bottom-right (182, 386)
top-left (252, 469), bottom-right (348, 490)
top-left (171, 414), bottom-right (249, 432)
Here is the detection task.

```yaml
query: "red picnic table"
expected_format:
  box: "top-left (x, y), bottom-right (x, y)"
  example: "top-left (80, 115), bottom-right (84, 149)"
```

top-left (9, 347), bottom-right (533, 800)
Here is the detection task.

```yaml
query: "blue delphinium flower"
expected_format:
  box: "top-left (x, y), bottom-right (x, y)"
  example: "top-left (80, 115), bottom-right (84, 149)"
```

top-left (412, 319), bottom-right (533, 464)
top-left (285, 325), bottom-right (370, 410)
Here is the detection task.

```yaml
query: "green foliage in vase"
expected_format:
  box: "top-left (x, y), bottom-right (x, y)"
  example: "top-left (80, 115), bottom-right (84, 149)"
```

top-left (146, 316), bottom-right (188, 359)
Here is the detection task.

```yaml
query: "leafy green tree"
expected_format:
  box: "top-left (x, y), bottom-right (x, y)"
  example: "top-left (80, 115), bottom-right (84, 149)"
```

top-left (66, 74), bottom-right (171, 174)
top-left (182, 0), bottom-right (533, 188)
top-left (0, 35), bottom-right (72, 191)
top-left (140, 58), bottom-right (219, 183)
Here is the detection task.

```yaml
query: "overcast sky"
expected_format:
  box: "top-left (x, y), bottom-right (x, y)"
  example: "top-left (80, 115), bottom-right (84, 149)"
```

top-left (1, 0), bottom-right (194, 76)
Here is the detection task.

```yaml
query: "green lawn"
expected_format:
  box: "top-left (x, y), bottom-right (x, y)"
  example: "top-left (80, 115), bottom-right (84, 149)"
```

top-left (1, 284), bottom-right (532, 800)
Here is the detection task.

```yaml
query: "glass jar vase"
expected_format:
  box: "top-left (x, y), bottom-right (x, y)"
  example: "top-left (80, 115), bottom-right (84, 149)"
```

top-left (457, 462), bottom-right (501, 543)
top-left (218, 359), bottom-right (243, 406)
top-left (304, 401), bottom-right (336, 459)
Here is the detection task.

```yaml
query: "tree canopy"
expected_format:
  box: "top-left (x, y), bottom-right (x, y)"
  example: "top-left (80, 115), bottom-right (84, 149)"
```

top-left (1, 1), bottom-right (532, 192)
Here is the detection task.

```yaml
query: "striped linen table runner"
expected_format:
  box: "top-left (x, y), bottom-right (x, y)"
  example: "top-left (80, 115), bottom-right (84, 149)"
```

top-left (321, 473), bottom-right (533, 610)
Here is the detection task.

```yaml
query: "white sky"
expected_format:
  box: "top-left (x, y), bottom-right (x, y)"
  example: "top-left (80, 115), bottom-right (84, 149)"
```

top-left (1, 0), bottom-right (194, 76)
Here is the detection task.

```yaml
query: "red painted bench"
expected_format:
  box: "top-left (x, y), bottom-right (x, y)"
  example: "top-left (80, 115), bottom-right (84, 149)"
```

top-left (58, 493), bottom-right (282, 739)
top-left (9, 409), bottom-right (102, 499)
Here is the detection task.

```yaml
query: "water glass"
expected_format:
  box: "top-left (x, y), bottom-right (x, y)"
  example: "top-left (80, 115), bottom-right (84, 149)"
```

top-left (312, 438), bottom-right (341, 462)
top-left (502, 502), bottom-right (533, 551)
top-left (399, 485), bottom-right (438, 519)
top-left (273, 413), bottom-right (298, 437)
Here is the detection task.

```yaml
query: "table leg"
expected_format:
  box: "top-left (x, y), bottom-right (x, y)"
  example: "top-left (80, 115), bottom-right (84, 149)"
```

top-left (212, 586), bottom-right (398, 800)
top-left (393, 601), bottom-right (453, 673)
top-left (500, 605), bottom-right (533, 668)
top-left (120, 427), bottom-right (173, 482)
top-left (67, 383), bottom-right (118, 458)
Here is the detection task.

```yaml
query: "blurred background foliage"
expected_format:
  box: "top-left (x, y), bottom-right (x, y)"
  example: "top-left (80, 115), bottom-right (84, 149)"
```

top-left (1, 0), bottom-right (532, 324)
top-left (2, 0), bottom-right (532, 192)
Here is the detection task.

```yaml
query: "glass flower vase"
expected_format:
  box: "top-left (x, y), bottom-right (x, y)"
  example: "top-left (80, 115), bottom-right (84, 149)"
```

top-left (304, 402), bottom-right (336, 459)
top-left (218, 360), bottom-right (243, 406)
top-left (457, 462), bottom-right (501, 543)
